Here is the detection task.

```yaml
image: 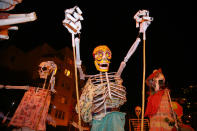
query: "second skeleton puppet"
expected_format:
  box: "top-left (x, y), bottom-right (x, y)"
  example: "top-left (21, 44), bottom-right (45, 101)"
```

top-left (63, 6), bottom-right (152, 131)
top-left (8, 61), bottom-right (57, 131)
top-left (144, 69), bottom-right (179, 131)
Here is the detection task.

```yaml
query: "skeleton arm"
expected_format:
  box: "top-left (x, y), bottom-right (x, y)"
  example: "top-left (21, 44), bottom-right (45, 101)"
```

top-left (116, 37), bottom-right (141, 76)
top-left (63, 6), bottom-right (85, 80)
top-left (0, 12), bottom-right (37, 26)
top-left (116, 10), bottom-right (153, 76)
top-left (75, 37), bottom-right (85, 80)
top-left (0, 85), bottom-right (30, 90)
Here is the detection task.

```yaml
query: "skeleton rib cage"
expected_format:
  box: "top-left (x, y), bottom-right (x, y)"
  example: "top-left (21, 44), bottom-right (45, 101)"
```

top-left (83, 72), bottom-right (127, 118)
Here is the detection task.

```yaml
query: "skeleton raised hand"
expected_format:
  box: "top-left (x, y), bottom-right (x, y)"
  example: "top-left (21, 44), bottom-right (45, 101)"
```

top-left (134, 10), bottom-right (153, 32)
top-left (116, 10), bottom-right (153, 75)
top-left (134, 10), bottom-right (153, 40)
top-left (63, 6), bottom-right (85, 80)
top-left (62, 6), bottom-right (83, 34)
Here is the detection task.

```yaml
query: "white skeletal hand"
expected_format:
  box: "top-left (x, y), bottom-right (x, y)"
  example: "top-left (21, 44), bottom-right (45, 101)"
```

top-left (134, 10), bottom-right (153, 33)
top-left (63, 6), bottom-right (84, 34)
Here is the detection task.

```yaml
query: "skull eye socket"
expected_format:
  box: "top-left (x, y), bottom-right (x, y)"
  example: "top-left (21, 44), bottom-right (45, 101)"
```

top-left (105, 51), bottom-right (111, 60)
top-left (95, 51), bottom-right (103, 61)
top-left (42, 67), bottom-right (48, 71)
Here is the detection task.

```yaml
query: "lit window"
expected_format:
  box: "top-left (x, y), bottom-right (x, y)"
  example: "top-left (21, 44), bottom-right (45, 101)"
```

top-left (64, 69), bottom-right (71, 76)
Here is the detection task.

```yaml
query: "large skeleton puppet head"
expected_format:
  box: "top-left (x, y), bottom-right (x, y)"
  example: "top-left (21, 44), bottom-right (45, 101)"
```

top-left (146, 68), bottom-right (166, 92)
top-left (38, 61), bottom-right (57, 79)
top-left (92, 45), bottom-right (112, 72)
top-left (38, 61), bottom-right (57, 92)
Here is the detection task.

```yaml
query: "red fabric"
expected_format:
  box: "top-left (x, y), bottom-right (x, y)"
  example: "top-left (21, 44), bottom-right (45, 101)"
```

top-left (181, 124), bottom-right (195, 131)
top-left (172, 127), bottom-right (177, 131)
top-left (172, 101), bottom-right (183, 118)
top-left (9, 87), bottom-right (51, 131)
top-left (145, 90), bottom-right (165, 117)
top-left (172, 124), bottom-right (195, 131)
top-left (146, 68), bottom-right (162, 87)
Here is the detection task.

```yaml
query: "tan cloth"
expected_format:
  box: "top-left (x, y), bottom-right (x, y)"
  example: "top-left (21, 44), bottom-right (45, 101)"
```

top-left (149, 89), bottom-right (174, 131)
top-left (9, 87), bottom-right (51, 131)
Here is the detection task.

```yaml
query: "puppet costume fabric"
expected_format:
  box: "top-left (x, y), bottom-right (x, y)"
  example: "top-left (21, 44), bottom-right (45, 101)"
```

top-left (145, 89), bottom-right (174, 131)
top-left (77, 73), bottom-right (127, 131)
top-left (9, 87), bottom-right (51, 131)
top-left (145, 68), bottom-right (175, 131)
top-left (91, 111), bottom-right (125, 131)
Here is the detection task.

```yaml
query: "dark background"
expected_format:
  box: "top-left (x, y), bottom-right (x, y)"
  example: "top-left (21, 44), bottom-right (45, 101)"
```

top-left (0, 0), bottom-right (196, 130)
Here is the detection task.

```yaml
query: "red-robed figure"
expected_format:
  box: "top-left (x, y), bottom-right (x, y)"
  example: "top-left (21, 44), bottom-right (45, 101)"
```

top-left (145, 69), bottom-right (176, 131)
top-left (145, 69), bottom-right (195, 131)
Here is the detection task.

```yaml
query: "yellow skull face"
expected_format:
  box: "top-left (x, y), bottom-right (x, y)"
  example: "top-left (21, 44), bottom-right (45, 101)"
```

top-left (93, 45), bottom-right (111, 72)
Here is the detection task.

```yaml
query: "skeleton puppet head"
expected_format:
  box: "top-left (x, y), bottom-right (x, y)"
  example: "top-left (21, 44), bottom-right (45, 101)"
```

top-left (135, 106), bottom-right (141, 118)
top-left (93, 45), bottom-right (112, 72)
top-left (38, 61), bottom-right (57, 79)
top-left (146, 68), bottom-right (165, 91)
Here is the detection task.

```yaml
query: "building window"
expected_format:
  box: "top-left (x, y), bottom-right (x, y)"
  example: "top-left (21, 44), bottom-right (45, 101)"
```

top-left (58, 111), bottom-right (62, 119)
top-left (62, 83), bottom-right (65, 87)
top-left (55, 109), bottom-right (65, 120)
top-left (64, 69), bottom-right (71, 77)
top-left (61, 97), bottom-right (65, 104)
top-left (55, 110), bottom-right (58, 118)
top-left (62, 112), bottom-right (65, 119)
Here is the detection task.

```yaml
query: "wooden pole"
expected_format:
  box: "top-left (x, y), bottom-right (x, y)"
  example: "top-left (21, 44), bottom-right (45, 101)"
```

top-left (72, 33), bottom-right (82, 131)
top-left (141, 32), bottom-right (146, 131)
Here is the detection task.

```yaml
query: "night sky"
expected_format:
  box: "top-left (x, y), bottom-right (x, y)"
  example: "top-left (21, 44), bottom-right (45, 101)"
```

top-left (0, 1), bottom-right (195, 112)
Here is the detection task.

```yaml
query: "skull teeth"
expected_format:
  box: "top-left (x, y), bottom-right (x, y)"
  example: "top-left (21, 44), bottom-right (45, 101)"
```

top-left (98, 63), bottom-right (108, 67)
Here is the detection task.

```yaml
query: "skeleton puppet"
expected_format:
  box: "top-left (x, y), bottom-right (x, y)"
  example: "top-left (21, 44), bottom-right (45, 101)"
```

top-left (63, 6), bottom-right (152, 130)
top-left (129, 106), bottom-right (149, 131)
top-left (144, 69), bottom-right (179, 131)
top-left (8, 61), bottom-right (57, 131)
